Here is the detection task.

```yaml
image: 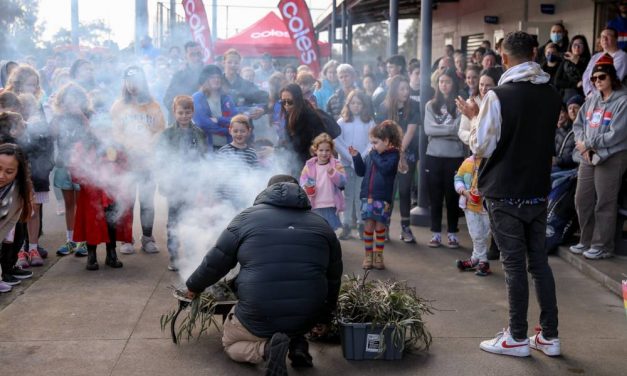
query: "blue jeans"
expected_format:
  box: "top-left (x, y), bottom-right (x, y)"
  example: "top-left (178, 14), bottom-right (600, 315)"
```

top-left (486, 199), bottom-right (558, 340)
top-left (342, 167), bottom-right (363, 228)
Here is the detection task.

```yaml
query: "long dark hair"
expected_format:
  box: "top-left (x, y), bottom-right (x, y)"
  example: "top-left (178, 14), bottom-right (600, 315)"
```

top-left (0, 143), bottom-right (32, 222)
top-left (568, 35), bottom-right (591, 65)
top-left (383, 75), bottom-right (413, 123)
top-left (280, 83), bottom-right (310, 135)
top-left (121, 66), bottom-right (153, 104)
top-left (431, 68), bottom-right (460, 118)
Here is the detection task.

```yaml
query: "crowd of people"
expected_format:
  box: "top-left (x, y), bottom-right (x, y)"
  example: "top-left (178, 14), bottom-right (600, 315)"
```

top-left (0, 17), bottom-right (626, 375)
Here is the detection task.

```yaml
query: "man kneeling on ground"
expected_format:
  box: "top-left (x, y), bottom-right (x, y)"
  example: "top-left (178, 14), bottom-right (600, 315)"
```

top-left (184, 174), bottom-right (343, 376)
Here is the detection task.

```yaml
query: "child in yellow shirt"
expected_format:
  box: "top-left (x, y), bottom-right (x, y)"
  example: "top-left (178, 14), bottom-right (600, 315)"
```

top-left (453, 155), bottom-right (491, 276)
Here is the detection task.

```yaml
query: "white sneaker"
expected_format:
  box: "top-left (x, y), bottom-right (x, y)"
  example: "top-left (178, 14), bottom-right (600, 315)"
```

top-left (119, 242), bottom-right (135, 254)
top-left (141, 235), bottom-right (159, 254)
top-left (480, 328), bottom-right (530, 357)
top-left (0, 280), bottom-right (12, 293)
top-left (583, 248), bottom-right (612, 260)
top-left (529, 332), bottom-right (561, 356)
top-left (568, 243), bottom-right (587, 254)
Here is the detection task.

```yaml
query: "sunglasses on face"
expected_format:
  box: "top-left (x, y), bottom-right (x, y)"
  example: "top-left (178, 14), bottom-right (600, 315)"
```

top-left (590, 74), bottom-right (608, 83)
top-left (281, 99), bottom-right (294, 106)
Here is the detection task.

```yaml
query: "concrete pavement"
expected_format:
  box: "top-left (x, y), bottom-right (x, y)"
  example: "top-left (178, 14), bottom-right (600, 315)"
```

top-left (0, 196), bottom-right (625, 376)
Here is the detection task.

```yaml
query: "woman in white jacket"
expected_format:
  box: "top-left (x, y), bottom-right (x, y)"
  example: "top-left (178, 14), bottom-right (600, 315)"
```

top-left (458, 68), bottom-right (502, 144)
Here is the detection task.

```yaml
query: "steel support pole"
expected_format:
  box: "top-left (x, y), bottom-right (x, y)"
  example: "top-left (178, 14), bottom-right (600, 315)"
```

top-left (71, 0), bottom-right (79, 47)
top-left (212, 0), bottom-right (218, 42)
top-left (347, 12), bottom-right (353, 65)
top-left (341, 2), bottom-right (347, 62)
top-left (135, 0), bottom-right (148, 54)
top-left (389, 0), bottom-right (399, 56)
top-left (170, 0), bottom-right (176, 33)
top-left (410, 0), bottom-right (432, 227)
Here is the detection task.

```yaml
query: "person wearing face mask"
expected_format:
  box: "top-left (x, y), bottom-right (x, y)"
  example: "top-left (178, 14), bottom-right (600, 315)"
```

top-left (541, 43), bottom-right (562, 83)
top-left (537, 23), bottom-right (570, 65)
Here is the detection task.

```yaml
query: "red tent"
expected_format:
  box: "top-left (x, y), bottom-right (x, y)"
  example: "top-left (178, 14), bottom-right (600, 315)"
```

top-left (213, 11), bottom-right (331, 57)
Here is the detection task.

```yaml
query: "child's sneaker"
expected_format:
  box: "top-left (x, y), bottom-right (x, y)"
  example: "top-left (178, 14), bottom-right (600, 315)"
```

top-left (447, 233), bottom-right (460, 248)
top-left (373, 252), bottom-right (385, 270)
top-left (28, 249), bottom-right (44, 267)
top-left (362, 252), bottom-right (373, 270)
top-left (475, 261), bottom-right (491, 276)
top-left (568, 243), bottom-right (587, 254)
top-left (119, 242), bottom-right (135, 255)
top-left (456, 258), bottom-right (478, 271)
top-left (428, 233), bottom-right (441, 248)
top-left (479, 328), bottom-right (530, 357)
top-left (56, 241), bottom-right (76, 256)
top-left (16, 250), bottom-right (30, 268)
top-left (400, 225), bottom-right (416, 243)
top-left (74, 242), bottom-right (88, 257)
top-left (141, 235), bottom-right (159, 253)
top-left (529, 331), bottom-right (561, 356)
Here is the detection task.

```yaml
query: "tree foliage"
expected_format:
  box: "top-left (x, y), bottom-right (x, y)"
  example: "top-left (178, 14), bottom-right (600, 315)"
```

top-left (400, 18), bottom-right (419, 60)
top-left (0, 0), bottom-right (43, 57)
top-left (352, 21), bottom-right (389, 59)
top-left (49, 20), bottom-right (113, 48)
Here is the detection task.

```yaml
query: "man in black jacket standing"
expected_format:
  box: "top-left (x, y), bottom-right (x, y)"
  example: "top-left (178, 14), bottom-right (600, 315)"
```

top-left (184, 175), bottom-right (343, 376)
top-left (458, 31), bottom-right (561, 358)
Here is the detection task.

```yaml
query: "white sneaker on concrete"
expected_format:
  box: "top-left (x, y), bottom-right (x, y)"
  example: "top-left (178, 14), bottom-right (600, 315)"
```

top-left (141, 235), bottom-right (159, 253)
top-left (568, 243), bottom-right (587, 254)
top-left (583, 248), bottom-right (613, 260)
top-left (119, 242), bottom-right (135, 254)
top-left (480, 328), bottom-right (530, 357)
top-left (529, 332), bottom-right (561, 356)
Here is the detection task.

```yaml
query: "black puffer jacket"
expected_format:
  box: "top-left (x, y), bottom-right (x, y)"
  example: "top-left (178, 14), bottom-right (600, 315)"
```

top-left (554, 123), bottom-right (577, 169)
top-left (186, 182), bottom-right (343, 338)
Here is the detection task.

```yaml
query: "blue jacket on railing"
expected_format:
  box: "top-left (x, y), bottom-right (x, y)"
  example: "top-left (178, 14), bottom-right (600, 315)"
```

top-left (192, 91), bottom-right (238, 147)
top-left (353, 148), bottom-right (400, 203)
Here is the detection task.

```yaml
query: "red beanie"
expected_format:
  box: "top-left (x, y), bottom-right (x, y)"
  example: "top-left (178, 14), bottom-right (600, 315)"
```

top-left (592, 53), bottom-right (617, 76)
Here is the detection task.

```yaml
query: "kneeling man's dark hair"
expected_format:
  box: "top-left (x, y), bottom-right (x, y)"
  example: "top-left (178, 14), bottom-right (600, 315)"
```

top-left (267, 174), bottom-right (298, 187)
top-left (502, 31), bottom-right (536, 61)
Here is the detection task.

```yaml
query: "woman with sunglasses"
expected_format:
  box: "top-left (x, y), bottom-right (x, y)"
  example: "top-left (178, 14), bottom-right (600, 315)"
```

top-left (571, 54), bottom-right (627, 260)
top-left (279, 83), bottom-right (326, 171)
top-left (554, 35), bottom-right (591, 101)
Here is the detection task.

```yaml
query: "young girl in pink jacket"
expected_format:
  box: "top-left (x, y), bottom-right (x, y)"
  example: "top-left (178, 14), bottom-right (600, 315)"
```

top-left (299, 133), bottom-right (346, 230)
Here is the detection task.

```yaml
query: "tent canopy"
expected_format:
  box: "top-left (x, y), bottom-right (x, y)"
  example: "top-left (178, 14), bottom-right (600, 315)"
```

top-left (214, 11), bottom-right (331, 58)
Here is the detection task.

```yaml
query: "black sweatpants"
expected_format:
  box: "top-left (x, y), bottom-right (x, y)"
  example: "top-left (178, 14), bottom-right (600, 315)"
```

top-left (424, 155), bottom-right (463, 233)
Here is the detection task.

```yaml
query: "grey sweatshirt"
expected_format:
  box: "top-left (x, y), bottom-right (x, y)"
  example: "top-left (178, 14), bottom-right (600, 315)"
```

top-left (573, 87), bottom-right (627, 164)
top-left (424, 101), bottom-right (465, 158)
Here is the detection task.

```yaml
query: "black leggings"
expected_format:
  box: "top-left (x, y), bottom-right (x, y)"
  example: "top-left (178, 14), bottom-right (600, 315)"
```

top-left (0, 222), bottom-right (26, 277)
top-left (425, 155), bottom-right (463, 233)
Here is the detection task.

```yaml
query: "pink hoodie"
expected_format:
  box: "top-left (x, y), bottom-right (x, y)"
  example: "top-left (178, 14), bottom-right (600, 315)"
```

top-left (299, 156), bottom-right (346, 212)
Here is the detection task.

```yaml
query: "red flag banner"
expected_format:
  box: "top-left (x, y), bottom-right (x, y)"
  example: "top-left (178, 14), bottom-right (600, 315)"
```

top-left (182, 0), bottom-right (213, 63)
top-left (278, 0), bottom-right (321, 74)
